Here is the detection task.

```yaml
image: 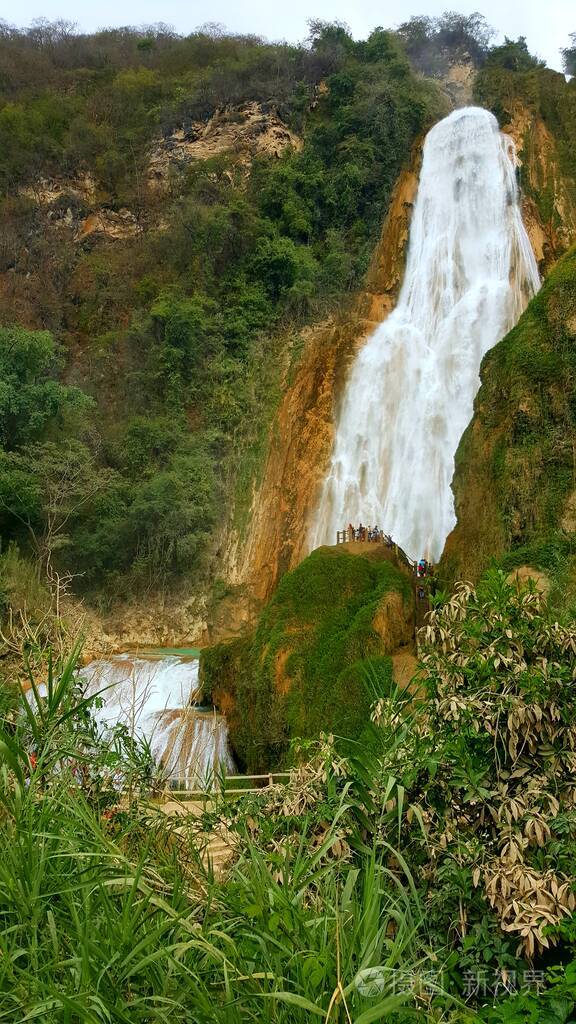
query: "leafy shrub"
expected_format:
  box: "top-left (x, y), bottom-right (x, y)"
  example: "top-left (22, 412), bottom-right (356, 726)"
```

top-left (0, 325), bottom-right (91, 448)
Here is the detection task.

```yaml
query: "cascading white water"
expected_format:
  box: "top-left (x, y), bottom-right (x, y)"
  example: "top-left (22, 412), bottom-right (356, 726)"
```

top-left (78, 655), bottom-right (235, 787)
top-left (310, 106), bottom-right (540, 562)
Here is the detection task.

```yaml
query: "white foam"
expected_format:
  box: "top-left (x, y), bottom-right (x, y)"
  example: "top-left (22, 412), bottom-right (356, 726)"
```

top-left (78, 655), bottom-right (234, 786)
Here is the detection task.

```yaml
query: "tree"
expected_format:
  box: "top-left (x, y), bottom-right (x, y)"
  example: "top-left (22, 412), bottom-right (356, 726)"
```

top-left (126, 452), bottom-right (217, 572)
top-left (0, 441), bottom-right (112, 605)
top-left (250, 236), bottom-right (317, 300)
top-left (0, 325), bottom-right (92, 448)
top-left (562, 32), bottom-right (576, 76)
top-left (306, 19), bottom-right (353, 74)
top-left (486, 36), bottom-right (543, 71)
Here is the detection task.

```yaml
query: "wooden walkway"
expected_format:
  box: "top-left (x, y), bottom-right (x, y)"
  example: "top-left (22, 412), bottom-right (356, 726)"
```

top-left (153, 773), bottom-right (291, 879)
top-left (160, 771), bottom-right (291, 804)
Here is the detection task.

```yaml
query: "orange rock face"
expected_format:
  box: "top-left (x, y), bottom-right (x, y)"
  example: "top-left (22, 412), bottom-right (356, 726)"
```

top-left (503, 105), bottom-right (576, 270)
top-left (230, 153), bottom-right (420, 609)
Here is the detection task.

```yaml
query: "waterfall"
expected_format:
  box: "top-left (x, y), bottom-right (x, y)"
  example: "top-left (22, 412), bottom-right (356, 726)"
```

top-left (78, 655), bottom-right (235, 787)
top-left (310, 106), bottom-right (540, 562)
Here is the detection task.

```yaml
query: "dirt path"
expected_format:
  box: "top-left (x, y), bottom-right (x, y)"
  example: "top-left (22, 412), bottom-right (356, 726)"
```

top-left (414, 576), bottom-right (431, 629)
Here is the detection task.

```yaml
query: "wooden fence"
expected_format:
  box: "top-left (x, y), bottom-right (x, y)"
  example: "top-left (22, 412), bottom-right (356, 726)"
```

top-left (165, 771), bottom-right (292, 801)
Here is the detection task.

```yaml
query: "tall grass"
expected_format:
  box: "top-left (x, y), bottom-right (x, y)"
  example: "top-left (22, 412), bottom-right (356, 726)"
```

top-left (0, 652), bottom-right (466, 1022)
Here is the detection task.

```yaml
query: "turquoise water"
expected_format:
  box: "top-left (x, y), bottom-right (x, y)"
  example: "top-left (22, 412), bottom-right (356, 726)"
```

top-left (127, 646), bottom-right (202, 660)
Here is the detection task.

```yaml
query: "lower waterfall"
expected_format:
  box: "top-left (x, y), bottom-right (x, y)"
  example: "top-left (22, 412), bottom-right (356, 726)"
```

top-left (310, 106), bottom-right (540, 562)
top-left (78, 654), bottom-right (235, 788)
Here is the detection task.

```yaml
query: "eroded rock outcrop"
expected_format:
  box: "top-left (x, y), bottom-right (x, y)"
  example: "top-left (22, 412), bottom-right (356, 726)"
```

top-left (441, 246), bottom-right (576, 587)
top-left (19, 173), bottom-right (143, 244)
top-left (20, 173), bottom-right (97, 207)
top-left (503, 106), bottom-right (576, 270)
top-left (148, 102), bottom-right (302, 191)
top-left (439, 59), bottom-right (477, 108)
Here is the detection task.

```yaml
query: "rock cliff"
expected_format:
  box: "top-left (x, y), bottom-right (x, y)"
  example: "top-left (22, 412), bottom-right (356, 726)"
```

top-left (441, 70), bottom-right (576, 588)
top-left (201, 544), bottom-right (414, 770)
top-left (442, 246), bottom-right (576, 589)
top-left (148, 102), bottom-right (302, 191)
top-left (221, 153), bottom-right (420, 611)
top-left (503, 106), bottom-right (576, 271)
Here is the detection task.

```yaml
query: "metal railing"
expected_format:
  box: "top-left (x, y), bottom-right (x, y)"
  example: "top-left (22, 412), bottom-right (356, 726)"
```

top-left (336, 529), bottom-right (394, 545)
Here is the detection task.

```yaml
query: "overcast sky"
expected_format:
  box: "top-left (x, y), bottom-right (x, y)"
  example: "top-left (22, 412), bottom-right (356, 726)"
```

top-left (5, 0), bottom-right (574, 73)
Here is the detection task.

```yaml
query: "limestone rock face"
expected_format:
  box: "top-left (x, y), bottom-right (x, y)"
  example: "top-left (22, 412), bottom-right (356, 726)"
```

top-left (442, 246), bottom-right (576, 588)
top-left (19, 173), bottom-right (142, 243)
top-left (20, 173), bottom-right (97, 206)
top-left (147, 102), bottom-right (302, 191)
top-left (372, 590), bottom-right (414, 651)
top-left (75, 591), bottom-right (210, 661)
top-left (76, 208), bottom-right (141, 241)
top-left (503, 106), bottom-right (576, 270)
top-left (440, 60), bottom-right (477, 108)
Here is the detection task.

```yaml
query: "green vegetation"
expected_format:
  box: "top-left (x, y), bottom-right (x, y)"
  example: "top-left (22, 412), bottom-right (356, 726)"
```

top-left (474, 57), bottom-right (576, 210)
top-left (4, 572), bottom-right (576, 1019)
top-left (479, 246), bottom-right (573, 540)
top-left (201, 546), bottom-right (412, 770)
top-left (0, 19), bottom-right (445, 603)
top-left (445, 247), bottom-right (576, 592)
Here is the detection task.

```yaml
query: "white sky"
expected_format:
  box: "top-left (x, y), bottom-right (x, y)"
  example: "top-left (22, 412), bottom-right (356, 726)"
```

top-left (4, 0), bottom-right (573, 73)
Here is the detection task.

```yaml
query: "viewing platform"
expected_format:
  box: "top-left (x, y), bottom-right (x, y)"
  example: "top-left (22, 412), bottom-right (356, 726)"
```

top-left (331, 532), bottom-right (433, 625)
top-left (333, 531), bottom-right (413, 571)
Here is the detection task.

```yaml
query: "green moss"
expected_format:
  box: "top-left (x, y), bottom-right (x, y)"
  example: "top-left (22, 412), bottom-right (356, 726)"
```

top-left (200, 547), bottom-right (412, 770)
top-left (496, 536), bottom-right (574, 574)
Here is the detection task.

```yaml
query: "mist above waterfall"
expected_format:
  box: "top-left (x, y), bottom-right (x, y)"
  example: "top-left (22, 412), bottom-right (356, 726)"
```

top-left (310, 106), bottom-right (540, 563)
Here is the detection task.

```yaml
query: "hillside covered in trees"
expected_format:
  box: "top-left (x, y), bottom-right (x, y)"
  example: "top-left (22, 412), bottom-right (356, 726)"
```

top-left (2, 13), bottom-right (573, 625)
top-left (0, 16), bottom-right (448, 610)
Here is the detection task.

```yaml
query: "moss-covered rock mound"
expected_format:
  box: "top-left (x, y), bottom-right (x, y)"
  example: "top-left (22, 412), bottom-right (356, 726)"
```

top-left (200, 545), bottom-right (414, 771)
top-left (442, 246), bottom-right (576, 598)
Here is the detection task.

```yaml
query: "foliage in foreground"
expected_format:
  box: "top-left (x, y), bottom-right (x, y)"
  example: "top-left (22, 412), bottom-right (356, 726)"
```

top-left (3, 572), bottom-right (576, 1020)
